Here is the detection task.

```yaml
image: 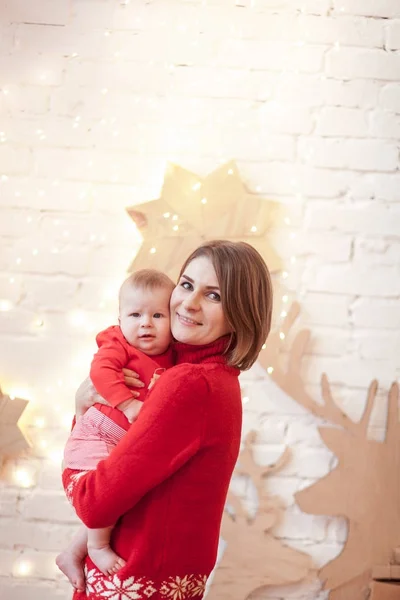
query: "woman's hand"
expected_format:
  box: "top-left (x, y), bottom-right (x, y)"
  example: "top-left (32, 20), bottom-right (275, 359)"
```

top-left (75, 377), bottom-right (108, 418)
top-left (122, 368), bottom-right (145, 393)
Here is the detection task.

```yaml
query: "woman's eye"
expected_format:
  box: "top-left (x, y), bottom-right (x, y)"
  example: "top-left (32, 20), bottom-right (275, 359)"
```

top-left (208, 292), bottom-right (221, 302)
top-left (181, 281), bottom-right (192, 290)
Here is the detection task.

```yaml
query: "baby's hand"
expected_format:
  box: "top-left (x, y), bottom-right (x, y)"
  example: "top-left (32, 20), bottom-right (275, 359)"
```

top-left (148, 368), bottom-right (166, 391)
top-left (118, 399), bottom-right (143, 423)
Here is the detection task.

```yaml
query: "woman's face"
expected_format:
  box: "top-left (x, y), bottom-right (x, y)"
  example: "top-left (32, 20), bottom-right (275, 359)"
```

top-left (170, 256), bottom-right (232, 345)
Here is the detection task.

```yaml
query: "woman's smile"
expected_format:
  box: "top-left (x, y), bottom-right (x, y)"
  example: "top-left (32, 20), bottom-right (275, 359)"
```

top-left (176, 312), bottom-right (202, 326)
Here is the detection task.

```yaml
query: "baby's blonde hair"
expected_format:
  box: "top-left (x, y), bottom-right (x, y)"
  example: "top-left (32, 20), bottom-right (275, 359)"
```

top-left (119, 269), bottom-right (175, 307)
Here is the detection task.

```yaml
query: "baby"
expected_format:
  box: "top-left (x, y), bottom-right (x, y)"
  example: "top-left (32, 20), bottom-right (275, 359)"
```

top-left (56, 269), bottom-right (175, 590)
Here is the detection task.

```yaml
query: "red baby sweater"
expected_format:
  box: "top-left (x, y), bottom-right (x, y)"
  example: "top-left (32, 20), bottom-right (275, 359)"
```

top-left (63, 336), bottom-right (242, 600)
top-left (91, 325), bottom-right (174, 406)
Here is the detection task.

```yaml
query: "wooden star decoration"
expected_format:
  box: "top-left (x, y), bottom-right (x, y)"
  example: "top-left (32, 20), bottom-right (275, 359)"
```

top-left (0, 386), bottom-right (30, 469)
top-left (126, 161), bottom-right (282, 281)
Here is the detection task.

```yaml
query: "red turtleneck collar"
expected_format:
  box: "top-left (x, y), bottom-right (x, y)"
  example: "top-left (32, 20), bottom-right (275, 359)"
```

top-left (173, 335), bottom-right (238, 371)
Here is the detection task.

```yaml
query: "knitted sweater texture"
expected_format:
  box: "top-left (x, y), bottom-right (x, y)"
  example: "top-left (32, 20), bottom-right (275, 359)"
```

top-left (63, 337), bottom-right (242, 600)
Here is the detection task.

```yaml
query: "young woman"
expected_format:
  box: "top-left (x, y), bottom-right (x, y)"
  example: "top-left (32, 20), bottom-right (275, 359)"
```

top-left (60, 240), bottom-right (273, 600)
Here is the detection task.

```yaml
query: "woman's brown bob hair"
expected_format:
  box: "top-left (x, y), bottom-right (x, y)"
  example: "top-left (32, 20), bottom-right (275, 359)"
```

top-left (179, 240), bottom-right (273, 371)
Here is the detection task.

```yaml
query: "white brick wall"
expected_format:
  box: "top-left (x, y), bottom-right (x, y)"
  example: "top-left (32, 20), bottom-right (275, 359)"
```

top-left (0, 1), bottom-right (399, 599)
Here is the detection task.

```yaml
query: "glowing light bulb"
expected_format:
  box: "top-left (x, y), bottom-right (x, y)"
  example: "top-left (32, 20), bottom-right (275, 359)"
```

top-left (242, 396), bottom-right (249, 404)
top-left (0, 299), bottom-right (12, 311)
top-left (281, 311), bottom-right (287, 318)
top-left (150, 247), bottom-right (156, 254)
top-left (282, 271), bottom-right (288, 279)
top-left (250, 225), bottom-right (257, 232)
top-left (35, 417), bottom-right (46, 428)
top-left (201, 198), bottom-right (207, 204)
top-left (282, 295), bottom-right (288, 303)
top-left (14, 560), bottom-right (33, 577)
top-left (173, 225), bottom-right (179, 231)
top-left (228, 169), bottom-right (233, 175)
top-left (261, 343), bottom-right (266, 350)
top-left (14, 468), bottom-right (33, 488)
top-left (192, 182), bottom-right (201, 191)
top-left (267, 366), bottom-right (274, 374)
top-left (163, 212), bottom-right (170, 218)
top-left (279, 332), bottom-right (285, 340)
top-left (172, 215), bottom-right (178, 221)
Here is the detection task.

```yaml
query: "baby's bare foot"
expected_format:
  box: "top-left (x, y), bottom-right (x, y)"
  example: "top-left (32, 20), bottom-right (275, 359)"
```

top-left (56, 550), bottom-right (85, 592)
top-left (88, 545), bottom-right (126, 575)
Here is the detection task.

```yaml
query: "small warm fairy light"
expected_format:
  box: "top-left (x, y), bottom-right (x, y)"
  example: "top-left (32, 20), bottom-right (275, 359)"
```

top-left (26, 216), bottom-right (33, 223)
top-left (172, 215), bottom-right (178, 221)
top-left (250, 225), bottom-right (257, 232)
top-left (38, 189), bottom-right (45, 197)
top-left (35, 417), bottom-right (46, 428)
top-left (228, 169), bottom-right (233, 175)
top-left (150, 247), bottom-right (156, 254)
top-left (16, 257), bottom-right (22, 265)
top-left (0, 299), bottom-right (12, 311)
top-left (201, 198), bottom-right (207, 204)
top-left (173, 225), bottom-right (179, 231)
top-left (284, 217), bottom-right (291, 225)
top-left (39, 439), bottom-right (48, 449)
top-left (163, 212), bottom-right (170, 218)
top-left (281, 310), bottom-right (287, 318)
top-left (282, 295), bottom-right (288, 303)
top-left (192, 182), bottom-right (201, 191)
top-left (282, 271), bottom-right (288, 279)
top-left (290, 256), bottom-right (296, 264)
top-left (279, 332), bottom-right (285, 340)
top-left (89, 234), bottom-right (96, 242)
top-left (32, 249), bottom-right (39, 256)
top-left (1, 174), bottom-right (9, 182)
top-left (101, 88), bottom-right (109, 95)
top-left (14, 468), bottom-right (33, 488)
top-left (267, 366), bottom-right (274, 374)
top-left (9, 277), bottom-right (15, 283)
top-left (261, 343), bottom-right (266, 350)
top-left (14, 560), bottom-right (33, 577)
top-left (104, 30), bottom-right (111, 36)
top-left (33, 317), bottom-right (45, 328)
top-left (2, 88), bottom-right (9, 95)
top-left (242, 396), bottom-right (250, 404)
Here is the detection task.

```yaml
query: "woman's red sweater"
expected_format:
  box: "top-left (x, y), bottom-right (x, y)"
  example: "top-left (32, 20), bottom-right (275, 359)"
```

top-left (62, 337), bottom-right (242, 600)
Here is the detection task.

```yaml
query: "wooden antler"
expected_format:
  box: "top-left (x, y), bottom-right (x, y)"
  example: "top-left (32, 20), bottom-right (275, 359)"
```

top-left (259, 304), bottom-right (375, 437)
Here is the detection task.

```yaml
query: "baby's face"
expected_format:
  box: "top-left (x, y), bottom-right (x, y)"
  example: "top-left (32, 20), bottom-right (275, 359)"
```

top-left (119, 285), bottom-right (172, 355)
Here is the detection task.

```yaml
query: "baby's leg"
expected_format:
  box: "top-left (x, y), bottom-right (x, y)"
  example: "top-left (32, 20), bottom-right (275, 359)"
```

top-left (56, 525), bottom-right (87, 592)
top-left (87, 526), bottom-right (126, 575)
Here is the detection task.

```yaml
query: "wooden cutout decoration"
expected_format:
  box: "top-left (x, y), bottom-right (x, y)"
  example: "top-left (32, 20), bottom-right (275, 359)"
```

top-left (208, 431), bottom-right (314, 600)
top-left (126, 161), bottom-right (282, 281)
top-left (0, 386), bottom-right (30, 469)
top-left (259, 305), bottom-right (400, 600)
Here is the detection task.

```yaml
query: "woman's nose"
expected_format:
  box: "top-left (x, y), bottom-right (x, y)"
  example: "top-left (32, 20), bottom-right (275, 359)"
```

top-left (182, 291), bottom-right (200, 311)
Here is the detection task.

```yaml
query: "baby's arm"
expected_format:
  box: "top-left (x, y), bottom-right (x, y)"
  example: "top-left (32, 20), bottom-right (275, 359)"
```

top-left (90, 330), bottom-right (139, 409)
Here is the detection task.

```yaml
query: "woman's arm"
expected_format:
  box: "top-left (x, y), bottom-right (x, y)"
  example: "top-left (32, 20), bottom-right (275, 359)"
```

top-left (75, 371), bottom-right (143, 418)
top-left (64, 366), bottom-right (209, 529)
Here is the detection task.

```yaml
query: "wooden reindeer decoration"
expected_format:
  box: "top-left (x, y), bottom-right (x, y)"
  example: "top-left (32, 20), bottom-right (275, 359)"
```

top-left (259, 303), bottom-right (400, 600)
top-left (208, 431), bottom-right (313, 600)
